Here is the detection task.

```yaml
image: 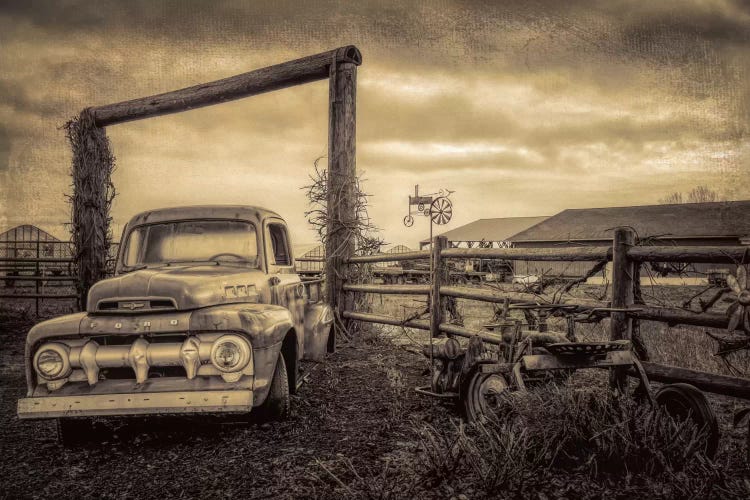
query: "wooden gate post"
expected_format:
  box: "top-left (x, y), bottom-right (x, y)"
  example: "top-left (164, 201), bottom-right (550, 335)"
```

top-left (325, 60), bottom-right (358, 332)
top-left (610, 227), bottom-right (635, 394)
top-left (430, 236), bottom-right (449, 340)
top-left (72, 46), bottom-right (362, 317)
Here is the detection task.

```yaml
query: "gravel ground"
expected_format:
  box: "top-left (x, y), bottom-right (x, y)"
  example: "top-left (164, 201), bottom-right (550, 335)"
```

top-left (0, 309), bottom-right (447, 499)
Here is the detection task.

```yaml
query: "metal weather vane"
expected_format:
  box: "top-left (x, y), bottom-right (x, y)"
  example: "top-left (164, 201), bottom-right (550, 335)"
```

top-left (403, 185), bottom-right (454, 227)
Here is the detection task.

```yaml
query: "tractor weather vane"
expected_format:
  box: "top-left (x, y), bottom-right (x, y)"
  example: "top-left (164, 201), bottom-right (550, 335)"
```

top-left (403, 185), bottom-right (454, 228)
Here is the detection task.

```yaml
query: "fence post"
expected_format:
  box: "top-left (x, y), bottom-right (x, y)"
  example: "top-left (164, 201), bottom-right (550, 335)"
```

top-left (325, 60), bottom-right (357, 335)
top-left (35, 240), bottom-right (40, 316)
top-left (430, 236), bottom-right (449, 341)
top-left (610, 227), bottom-right (635, 394)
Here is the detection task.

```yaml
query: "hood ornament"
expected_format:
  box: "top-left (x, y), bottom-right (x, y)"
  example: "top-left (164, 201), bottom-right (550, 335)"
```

top-left (120, 301), bottom-right (146, 310)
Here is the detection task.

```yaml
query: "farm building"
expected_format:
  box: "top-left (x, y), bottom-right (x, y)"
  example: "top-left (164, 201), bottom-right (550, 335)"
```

top-left (0, 225), bottom-right (72, 279)
top-left (0, 224), bottom-right (70, 259)
top-left (377, 244), bottom-right (416, 269)
top-left (294, 244), bottom-right (325, 275)
top-left (385, 244), bottom-right (413, 254)
top-left (294, 243), bottom-right (414, 275)
top-left (419, 216), bottom-right (549, 249)
top-left (509, 200), bottom-right (750, 279)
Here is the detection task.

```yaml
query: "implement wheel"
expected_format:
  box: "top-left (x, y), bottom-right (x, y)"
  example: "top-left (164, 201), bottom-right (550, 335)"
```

top-left (655, 383), bottom-right (719, 458)
top-left (460, 368), bottom-right (509, 422)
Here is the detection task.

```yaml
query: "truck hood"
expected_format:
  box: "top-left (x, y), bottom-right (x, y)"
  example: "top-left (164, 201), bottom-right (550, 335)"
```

top-left (86, 264), bottom-right (264, 312)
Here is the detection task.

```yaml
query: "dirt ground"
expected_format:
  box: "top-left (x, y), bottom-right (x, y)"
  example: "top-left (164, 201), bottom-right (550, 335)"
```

top-left (2, 292), bottom-right (750, 499)
top-left (0, 305), bottom-right (455, 499)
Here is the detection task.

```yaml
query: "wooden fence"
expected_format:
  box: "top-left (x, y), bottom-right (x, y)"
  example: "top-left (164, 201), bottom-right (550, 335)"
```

top-left (0, 241), bottom-right (119, 315)
top-left (336, 230), bottom-right (750, 399)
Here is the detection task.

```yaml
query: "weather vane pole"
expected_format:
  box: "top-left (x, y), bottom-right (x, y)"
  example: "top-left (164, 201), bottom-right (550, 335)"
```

top-left (403, 184), bottom-right (454, 390)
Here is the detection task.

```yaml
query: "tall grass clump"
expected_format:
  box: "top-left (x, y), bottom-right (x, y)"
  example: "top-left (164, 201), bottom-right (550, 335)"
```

top-left (416, 385), bottom-right (749, 498)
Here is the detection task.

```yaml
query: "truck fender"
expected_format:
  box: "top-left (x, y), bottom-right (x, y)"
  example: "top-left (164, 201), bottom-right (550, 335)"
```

top-left (303, 303), bottom-right (334, 362)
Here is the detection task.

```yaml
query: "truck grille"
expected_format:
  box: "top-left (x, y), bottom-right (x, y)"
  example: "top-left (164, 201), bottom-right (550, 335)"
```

top-left (36, 332), bottom-right (253, 390)
top-left (97, 298), bottom-right (177, 313)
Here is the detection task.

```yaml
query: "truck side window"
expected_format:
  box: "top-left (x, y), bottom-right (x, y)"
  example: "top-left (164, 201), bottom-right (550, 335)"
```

top-left (268, 224), bottom-right (290, 266)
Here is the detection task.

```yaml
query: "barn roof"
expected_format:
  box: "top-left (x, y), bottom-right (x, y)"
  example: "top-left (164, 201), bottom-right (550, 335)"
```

top-left (509, 200), bottom-right (750, 242)
top-left (0, 224), bottom-right (62, 242)
top-left (384, 244), bottom-right (413, 253)
top-left (293, 244), bottom-right (323, 258)
top-left (421, 216), bottom-right (549, 245)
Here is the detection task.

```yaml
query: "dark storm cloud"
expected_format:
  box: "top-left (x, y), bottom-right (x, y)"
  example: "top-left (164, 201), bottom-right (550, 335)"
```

top-left (1, 0), bottom-right (747, 244)
top-left (0, 125), bottom-right (9, 172)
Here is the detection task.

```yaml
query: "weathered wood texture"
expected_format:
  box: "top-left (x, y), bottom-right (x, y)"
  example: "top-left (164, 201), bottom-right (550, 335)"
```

top-left (627, 246), bottom-right (749, 264)
top-left (430, 237), bottom-right (449, 348)
top-left (631, 361), bottom-right (750, 399)
top-left (441, 246), bottom-right (612, 261)
top-left (342, 310), bottom-right (429, 330)
top-left (343, 281), bottom-right (609, 310)
top-left (631, 307), bottom-right (730, 330)
top-left (610, 228), bottom-right (635, 392)
top-left (346, 250), bottom-right (430, 264)
top-left (440, 286), bottom-right (608, 309)
top-left (91, 46), bottom-right (362, 126)
top-left (439, 323), bottom-right (567, 345)
top-left (325, 61), bottom-right (358, 334)
top-left (343, 283), bottom-right (429, 295)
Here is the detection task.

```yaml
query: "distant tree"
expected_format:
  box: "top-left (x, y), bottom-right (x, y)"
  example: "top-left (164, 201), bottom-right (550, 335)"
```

top-left (658, 192), bottom-right (683, 204)
top-left (687, 185), bottom-right (719, 203)
top-left (659, 186), bottom-right (721, 205)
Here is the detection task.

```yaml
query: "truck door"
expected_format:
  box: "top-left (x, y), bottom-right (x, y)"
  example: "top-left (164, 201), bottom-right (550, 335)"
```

top-left (264, 218), bottom-right (305, 355)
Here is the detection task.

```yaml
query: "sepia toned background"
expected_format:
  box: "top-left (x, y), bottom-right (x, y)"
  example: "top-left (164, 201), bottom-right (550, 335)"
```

top-left (0, 0), bottom-right (748, 249)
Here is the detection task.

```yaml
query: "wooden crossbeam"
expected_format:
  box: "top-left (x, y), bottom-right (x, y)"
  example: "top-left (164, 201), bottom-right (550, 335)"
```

top-left (90, 46), bottom-right (362, 127)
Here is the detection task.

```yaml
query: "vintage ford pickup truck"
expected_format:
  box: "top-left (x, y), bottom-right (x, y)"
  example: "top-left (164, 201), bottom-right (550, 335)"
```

top-left (17, 205), bottom-right (333, 442)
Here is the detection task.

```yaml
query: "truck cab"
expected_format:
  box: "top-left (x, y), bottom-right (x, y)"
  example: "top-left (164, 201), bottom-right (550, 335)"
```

top-left (17, 205), bottom-right (333, 442)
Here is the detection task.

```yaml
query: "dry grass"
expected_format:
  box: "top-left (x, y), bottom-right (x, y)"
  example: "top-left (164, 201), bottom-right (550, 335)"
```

top-left (413, 385), bottom-right (750, 499)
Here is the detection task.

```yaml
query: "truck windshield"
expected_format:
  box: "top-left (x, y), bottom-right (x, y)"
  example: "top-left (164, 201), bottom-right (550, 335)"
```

top-left (123, 220), bottom-right (259, 267)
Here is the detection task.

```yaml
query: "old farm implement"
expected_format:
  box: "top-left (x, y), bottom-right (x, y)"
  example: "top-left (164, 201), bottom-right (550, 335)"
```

top-left (417, 303), bottom-right (719, 455)
top-left (342, 231), bottom-right (749, 456)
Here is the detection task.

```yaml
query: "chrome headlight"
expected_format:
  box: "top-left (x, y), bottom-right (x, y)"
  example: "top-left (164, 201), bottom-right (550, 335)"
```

top-left (34, 343), bottom-right (71, 380)
top-left (210, 335), bottom-right (251, 373)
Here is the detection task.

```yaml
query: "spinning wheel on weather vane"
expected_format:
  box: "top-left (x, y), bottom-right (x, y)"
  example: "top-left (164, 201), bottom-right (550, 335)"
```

top-left (403, 185), bottom-right (454, 227)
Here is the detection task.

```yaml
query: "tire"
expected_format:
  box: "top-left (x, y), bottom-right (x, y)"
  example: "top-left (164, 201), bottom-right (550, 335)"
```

top-left (326, 324), bottom-right (336, 353)
top-left (257, 352), bottom-right (290, 421)
top-left (460, 367), bottom-right (509, 422)
top-left (655, 383), bottom-right (719, 458)
top-left (57, 417), bottom-right (94, 446)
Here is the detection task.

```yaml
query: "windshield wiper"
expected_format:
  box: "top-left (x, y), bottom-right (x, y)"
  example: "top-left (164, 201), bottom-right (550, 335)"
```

top-left (121, 264), bottom-right (149, 273)
top-left (164, 260), bottom-right (220, 266)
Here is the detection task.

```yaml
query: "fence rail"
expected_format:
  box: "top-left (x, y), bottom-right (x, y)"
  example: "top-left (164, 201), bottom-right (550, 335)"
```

top-left (1, 238), bottom-right (114, 314)
top-left (337, 233), bottom-right (750, 400)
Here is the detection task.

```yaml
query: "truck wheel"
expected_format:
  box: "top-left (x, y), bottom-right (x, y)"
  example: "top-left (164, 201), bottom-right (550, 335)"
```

top-left (326, 324), bottom-right (336, 353)
top-left (57, 417), bottom-right (94, 446)
top-left (257, 352), bottom-right (290, 421)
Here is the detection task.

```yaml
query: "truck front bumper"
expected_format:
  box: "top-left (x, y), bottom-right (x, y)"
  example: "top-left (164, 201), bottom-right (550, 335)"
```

top-left (17, 389), bottom-right (253, 419)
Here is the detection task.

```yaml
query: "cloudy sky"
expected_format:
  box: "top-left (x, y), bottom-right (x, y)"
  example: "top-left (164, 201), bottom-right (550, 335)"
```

top-left (0, 0), bottom-right (748, 249)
